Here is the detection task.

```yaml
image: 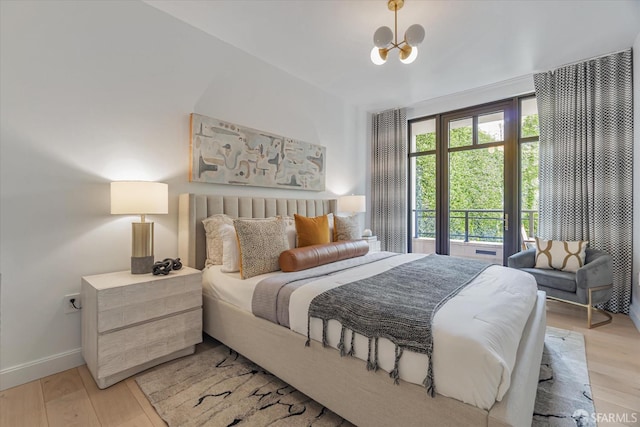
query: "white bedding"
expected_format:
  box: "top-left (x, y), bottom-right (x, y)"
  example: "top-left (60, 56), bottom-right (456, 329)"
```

top-left (202, 252), bottom-right (537, 410)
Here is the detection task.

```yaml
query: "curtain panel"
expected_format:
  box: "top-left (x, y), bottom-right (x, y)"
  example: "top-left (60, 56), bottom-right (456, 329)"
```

top-left (370, 108), bottom-right (408, 253)
top-left (534, 49), bottom-right (633, 314)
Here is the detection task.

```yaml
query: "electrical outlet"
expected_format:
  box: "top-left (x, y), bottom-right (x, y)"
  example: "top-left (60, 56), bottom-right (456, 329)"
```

top-left (64, 293), bottom-right (81, 314)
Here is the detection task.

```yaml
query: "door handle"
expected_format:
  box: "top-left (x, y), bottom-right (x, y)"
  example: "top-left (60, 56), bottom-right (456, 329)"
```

top-left (504, 213), bottom-right (509, 231)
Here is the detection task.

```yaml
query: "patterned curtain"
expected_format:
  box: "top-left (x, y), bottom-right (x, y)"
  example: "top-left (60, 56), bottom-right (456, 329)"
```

top-left (370, 108), bottom-right (407, 253)
top-left (534, 49), bottom-right (633, 314)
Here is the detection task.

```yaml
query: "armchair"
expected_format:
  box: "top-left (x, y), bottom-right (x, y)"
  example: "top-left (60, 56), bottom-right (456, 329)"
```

top-left (508, 247), bottom-right (613, 328)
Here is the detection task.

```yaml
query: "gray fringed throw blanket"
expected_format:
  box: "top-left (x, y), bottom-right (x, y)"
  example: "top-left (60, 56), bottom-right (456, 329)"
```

top-left (306, 254), bottom-right (491, 396)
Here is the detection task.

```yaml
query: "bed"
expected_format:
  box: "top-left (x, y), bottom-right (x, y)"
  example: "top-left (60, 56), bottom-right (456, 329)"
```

top-left (178, 193), bottom-right (546, 427)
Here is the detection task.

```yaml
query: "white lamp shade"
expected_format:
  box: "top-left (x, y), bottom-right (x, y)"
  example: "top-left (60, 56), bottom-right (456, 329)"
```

top-left (373, 26), bottom-right (393, 48)
top-left (110, 181), bottom-right (168, 215)
top-left (404, 24), bottom-right (425, 46)
top-left (400, 46), bottom-right (418, 64)
top-left (339, 195), bottom-right (366, 213)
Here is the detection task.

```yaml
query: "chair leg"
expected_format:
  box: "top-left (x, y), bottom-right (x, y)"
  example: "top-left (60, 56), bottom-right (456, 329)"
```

top-left (587, 304), bottom-right (613, 329)
top-left (587, 285), bottom-right (613, 329)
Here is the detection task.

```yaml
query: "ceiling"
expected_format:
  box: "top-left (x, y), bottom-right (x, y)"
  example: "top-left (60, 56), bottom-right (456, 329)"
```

top-left (144, 0), bottom-right (640, 112)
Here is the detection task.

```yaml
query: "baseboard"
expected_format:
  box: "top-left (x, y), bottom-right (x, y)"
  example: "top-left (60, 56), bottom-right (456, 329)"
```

top-left (0, 348), bottom-right (84, 391)
top-left (629, 303), bottom-right (640, 333)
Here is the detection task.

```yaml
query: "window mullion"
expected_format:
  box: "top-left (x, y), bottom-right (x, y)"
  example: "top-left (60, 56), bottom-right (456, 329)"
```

top-left (472, 115), bottom-right (478, 145)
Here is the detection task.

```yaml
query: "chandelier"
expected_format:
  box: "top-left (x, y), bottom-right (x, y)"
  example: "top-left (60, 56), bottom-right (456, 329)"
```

top-left (370, 0), bottom-right (425, 65)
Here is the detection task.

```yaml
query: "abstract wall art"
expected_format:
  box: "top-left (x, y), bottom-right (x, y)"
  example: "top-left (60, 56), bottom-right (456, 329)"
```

top-left (190, 113), bottom-right (326, 191)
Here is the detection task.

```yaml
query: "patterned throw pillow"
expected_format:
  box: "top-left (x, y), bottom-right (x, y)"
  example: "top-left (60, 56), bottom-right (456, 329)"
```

top-left (202, 214), bottom-right (234, 266)
top-left (278, 216), bottom-right (297, 250)
top-left (278, 215), bottom-right (296, 228)
top-left (333, 215), bottom-right (361, 241)
top-left (294, 214), bottom-right (330, 247)
top-left (234, 218), bottom-right (288, 279)
top-left (534, 237), bottom-right (589, 272)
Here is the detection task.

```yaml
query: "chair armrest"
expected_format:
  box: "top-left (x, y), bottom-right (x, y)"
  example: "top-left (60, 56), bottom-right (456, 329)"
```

top-left (576, 253), bottom-right (613, 290)
top-left (508, 248), bottom-right (536, 269)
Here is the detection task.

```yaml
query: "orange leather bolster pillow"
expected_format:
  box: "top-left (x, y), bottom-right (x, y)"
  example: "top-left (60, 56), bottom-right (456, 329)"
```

top-left (279, 240), bottom-right (369, 272)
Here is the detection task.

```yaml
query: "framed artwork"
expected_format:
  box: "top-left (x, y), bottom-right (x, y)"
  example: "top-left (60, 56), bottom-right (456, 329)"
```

top-left (190, 113), bottom-right (326, 191)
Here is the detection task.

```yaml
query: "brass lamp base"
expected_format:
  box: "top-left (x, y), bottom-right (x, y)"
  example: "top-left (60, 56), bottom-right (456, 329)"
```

top-left (131, 222), bottom-right (154, 274)
top-left (131, 256), bottom-right (154, 274)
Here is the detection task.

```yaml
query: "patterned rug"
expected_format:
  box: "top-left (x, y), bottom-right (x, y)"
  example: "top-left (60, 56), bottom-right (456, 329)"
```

top-left (534, 327), bottom-right (595, 426)
top-left (136, 326), bottom-right (594, 427)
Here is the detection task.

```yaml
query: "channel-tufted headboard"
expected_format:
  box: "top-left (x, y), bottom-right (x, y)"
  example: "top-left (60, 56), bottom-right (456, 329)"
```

top-left (178, 193), bottom-right (337, 270)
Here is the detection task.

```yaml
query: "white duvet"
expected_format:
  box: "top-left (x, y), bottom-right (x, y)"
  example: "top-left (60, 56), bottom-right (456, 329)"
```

top-left (203, 253), bottom-right (538, 410)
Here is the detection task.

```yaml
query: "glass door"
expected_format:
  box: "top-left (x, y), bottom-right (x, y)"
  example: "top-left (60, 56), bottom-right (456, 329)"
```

top-left (441, 101), bottom-right (518, 264)
top-left (409, 99), bottom-right (521, 264)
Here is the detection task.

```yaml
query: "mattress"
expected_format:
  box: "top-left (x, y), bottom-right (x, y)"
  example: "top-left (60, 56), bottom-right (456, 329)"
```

top-left (202, 252), bottom-right (538, 410)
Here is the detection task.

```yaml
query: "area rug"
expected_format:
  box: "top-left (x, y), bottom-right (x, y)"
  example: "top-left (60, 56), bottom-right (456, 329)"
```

top-left (533, 326), bottom-right (595, 427)
top-left (136, 326), bottom-right (594, 427)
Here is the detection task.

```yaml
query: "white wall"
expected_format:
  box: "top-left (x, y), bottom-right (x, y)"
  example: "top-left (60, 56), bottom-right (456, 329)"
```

top-left (630, 32), bottom-right (640, 331)
top-left (0, 0), bottom-right (364, 389)
top-left (406, 75), bottom-right (534, 120)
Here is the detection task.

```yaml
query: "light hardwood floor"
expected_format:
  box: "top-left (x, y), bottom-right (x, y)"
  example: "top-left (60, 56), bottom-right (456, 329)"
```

top-left (1, 301), bottom-right (639, 427)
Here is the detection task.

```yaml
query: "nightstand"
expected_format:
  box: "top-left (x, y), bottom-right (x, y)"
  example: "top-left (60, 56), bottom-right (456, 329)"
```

top-left (362, 236), bottom-right (381, 253)
top-left (81, 267), bottom-right (202, 389)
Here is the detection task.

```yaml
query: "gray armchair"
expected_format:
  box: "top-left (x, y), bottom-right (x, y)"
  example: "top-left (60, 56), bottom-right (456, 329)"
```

top-left (508, 247), bottom-right (613, 328)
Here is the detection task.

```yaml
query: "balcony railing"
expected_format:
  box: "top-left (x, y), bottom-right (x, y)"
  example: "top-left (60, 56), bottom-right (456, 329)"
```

top-left (412, 209), bottom-right (538, 243)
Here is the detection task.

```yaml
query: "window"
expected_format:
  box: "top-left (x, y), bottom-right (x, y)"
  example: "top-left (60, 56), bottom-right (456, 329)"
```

top-left (448, 117), bottom-right (472, 148)
top-left (478, 112), bottom-right (504, 144)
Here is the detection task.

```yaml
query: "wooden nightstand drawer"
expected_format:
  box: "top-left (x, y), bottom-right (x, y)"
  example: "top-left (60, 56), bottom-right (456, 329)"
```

top-left (97, 288), bottom-right (201, 333)
top-left (98, 308), bottom-right (202, 378)
top-left (83, 269), bottom-right (201, 332)
top-left (95, 273), bottom-right (200, 310)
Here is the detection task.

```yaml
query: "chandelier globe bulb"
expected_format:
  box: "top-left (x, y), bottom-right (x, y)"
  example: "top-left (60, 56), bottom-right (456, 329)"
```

top-left (370, 46), bottom-right (388, 65)
top-left (373, 26), bottom-right (393, 48)
top-left (399, 46), bottom-right (418, 64)
top-left (404, 24), bottom-right (425, 46)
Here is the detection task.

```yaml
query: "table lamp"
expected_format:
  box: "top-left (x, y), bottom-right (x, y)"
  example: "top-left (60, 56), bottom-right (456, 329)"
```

top-left (110, 181), bottom-right (168, 274)
top-left (338, 195), bottom-right (368, 235)
top-left (338, 195), bottom-right (366, 216)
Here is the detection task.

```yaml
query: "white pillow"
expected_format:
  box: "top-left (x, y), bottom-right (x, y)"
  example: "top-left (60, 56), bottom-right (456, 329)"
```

top-left (220, 224), bottom-right (240, 273)
top-left (286, 224), bottom-right (297, 250)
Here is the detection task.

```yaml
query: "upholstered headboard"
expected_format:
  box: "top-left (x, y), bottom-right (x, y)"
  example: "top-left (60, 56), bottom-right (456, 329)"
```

top-left (178, 193), bottom-right (337, 270)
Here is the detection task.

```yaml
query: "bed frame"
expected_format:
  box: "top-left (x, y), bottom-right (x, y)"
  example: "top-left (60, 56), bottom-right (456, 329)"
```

top-left (178, 193), bottom-right (546, 427)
